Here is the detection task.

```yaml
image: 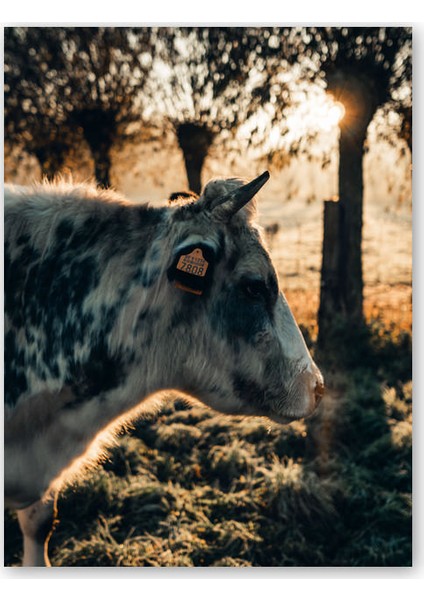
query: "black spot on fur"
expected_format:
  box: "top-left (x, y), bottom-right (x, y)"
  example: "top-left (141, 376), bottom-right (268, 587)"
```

top-left (99, 304), bottom-right (120, 335)
top-left (4, 331), bottom-right (28, 405)
top-left (135, 308), bottom-right (160, 334)
top-left (136, 266), bottom-right (161, 288)
top-left (211, 284), bottom-right (269, 344)
top-left (5, 225), bottom-right (104, 387)
top-left (135, 205), bottom-right (167, 228)
top-left (5, 241), bottom-right (41, 330)
top-left (32, 254), bottom-right (100, 369)
top-left (16, 233), bottom-right (31, 247)
top-left (61, 312), bottom-right (95, 357)
top-left (5, 200), bottom-right (167, 408)
top-left (130, 207), bottom-right (167, 266)
top-left (65, 340), bottom-right (127, 408)
top-left (56, 218), bottom-right (74, 240)
top-left (232, 373), bottom-right (266, 407)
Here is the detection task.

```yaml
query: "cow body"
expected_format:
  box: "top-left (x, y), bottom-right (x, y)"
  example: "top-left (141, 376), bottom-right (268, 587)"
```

top-left (4, 174), bottom-right (323, 565)
top-left (5, 184), bottom-right (171, 508)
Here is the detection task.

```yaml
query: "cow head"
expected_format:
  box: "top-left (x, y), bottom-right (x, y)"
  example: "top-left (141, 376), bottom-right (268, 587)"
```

top-left (153, 172), bottom-right (323, 423)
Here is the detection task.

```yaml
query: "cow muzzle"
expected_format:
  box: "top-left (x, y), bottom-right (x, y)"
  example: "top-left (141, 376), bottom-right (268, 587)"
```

top-left (270, 364), bottom-right (324, 424)
top-left (297, 364), bottom-right (324, 416)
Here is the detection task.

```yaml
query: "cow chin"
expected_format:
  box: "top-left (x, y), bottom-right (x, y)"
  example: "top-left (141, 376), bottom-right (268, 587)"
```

top-left (205, 381), bottom-right (321, 425)
top-left (266, 379), bottom-right (323, 424)
top-left (212, 392), bottom-right (318, 425)
top-left (266, 400), bottom-right (317, 425)
top-left (266, 413), bottom-right (298, 425)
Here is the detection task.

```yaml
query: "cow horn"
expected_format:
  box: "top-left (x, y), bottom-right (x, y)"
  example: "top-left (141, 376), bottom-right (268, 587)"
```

top-left (211, 171), bottom-right (270, 221)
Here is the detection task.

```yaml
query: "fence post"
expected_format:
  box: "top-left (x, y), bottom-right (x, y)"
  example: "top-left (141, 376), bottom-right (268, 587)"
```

top-left (317, 200), bottom-right (341, 349)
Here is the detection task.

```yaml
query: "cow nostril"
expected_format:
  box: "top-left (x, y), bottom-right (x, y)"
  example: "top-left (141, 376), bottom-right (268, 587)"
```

top-left (314, 380), bottom-right (325, 405)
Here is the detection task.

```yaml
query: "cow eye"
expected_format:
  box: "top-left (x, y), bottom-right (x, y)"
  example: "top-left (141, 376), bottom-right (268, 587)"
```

top-left (241, 279), bottom-right (268, 302)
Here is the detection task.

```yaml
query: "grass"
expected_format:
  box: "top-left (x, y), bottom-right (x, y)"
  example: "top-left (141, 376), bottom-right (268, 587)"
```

top-left (4, 315), bottom-right (412, 567)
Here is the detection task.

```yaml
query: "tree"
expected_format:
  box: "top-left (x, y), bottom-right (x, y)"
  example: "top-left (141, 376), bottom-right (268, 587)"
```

top-left (5, 27), bottom-right (156, 187)
top-left (62, 27), bottom-right (156, 187)
top-left (256, 27), bottom-right (411, 335)
top-left (4, 27), bottom-right (76, 178)
top-left (316, 27), bottom-right (412, 335)
top-left (148, 27), bottom-right (277, 194)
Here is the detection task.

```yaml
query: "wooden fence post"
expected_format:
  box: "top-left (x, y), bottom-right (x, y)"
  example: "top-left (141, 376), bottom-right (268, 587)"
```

top-left (317, 200), bottom-right (341, 349)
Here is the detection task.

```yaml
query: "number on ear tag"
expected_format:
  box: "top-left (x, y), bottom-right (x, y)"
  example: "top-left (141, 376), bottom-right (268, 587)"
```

top-left (176, 248), bottom-right (209, 277)
top-left (168, 244), bottom-right (215, 296)
top-left (172, 248), bottom-right (209, 295)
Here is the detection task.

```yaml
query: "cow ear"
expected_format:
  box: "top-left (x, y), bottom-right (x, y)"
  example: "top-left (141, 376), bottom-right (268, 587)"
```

top-left (167, 235), bottom-right (218, 296)
top-left (168, 190), bottom-right (199, 206)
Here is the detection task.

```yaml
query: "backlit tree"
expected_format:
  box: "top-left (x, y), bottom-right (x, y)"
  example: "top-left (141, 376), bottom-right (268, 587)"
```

top-left (258, 26), bottom-right (411, 333)
top-left (147, 27), bottom-right (282, 193)
top-left (5, 27), bottom-right (156, 187)
top-left (5, 27), bottom-right (75, 178)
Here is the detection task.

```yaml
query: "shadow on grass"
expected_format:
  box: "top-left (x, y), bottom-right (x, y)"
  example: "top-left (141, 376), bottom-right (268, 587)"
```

top-left (306, 318), bottom-right (412, 566)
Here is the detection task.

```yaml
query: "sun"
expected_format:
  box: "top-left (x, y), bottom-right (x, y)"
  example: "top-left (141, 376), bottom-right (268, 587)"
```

top-left (284, 92), bottom-right (347, 142)
top-left (311, 96), bottom-right (346, 132)
top-left (326, 101), bottom-right (346, 126)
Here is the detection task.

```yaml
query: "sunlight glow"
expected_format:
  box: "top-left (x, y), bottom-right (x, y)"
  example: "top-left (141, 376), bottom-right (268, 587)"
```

top-left (289, 94), bottom-right (346, 136)
top-left (328, 101), bottom-right (346, 126)
top-left (237, 87), bottom-right (347, 160)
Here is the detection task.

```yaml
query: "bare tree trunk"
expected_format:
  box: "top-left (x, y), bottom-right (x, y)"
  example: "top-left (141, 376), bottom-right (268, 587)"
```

top-left (338, 120), bottom-right (368, 325)
top-left (89, 145), bottom-right (112, 188)
top-left (176, 123), bottom-right (214, 195)
top-left (318, 70), bottom-right (379, 341)
top-left (74, 108), bottom-right (117, 188)
top-left (33, 143), bottom-right (68, 180)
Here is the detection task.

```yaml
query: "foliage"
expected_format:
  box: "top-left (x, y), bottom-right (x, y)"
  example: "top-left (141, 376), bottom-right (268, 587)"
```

top-left (4, 27), bottom-right (155, 185)
top-left (149, 28), bottom-right (273, 136)
top-left (4, 26), bottom-right (412, 188)
top-left (4, 28), bottom-right (76, 177)
top-left (314, 27), bottom-right (412, 152)
top-left (251, 27), bottom-right (412, 161)
top-left (145, 27), bottom-right (290, 191)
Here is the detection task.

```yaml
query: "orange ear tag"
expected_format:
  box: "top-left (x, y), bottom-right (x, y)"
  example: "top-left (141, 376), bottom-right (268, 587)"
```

top-left (175, 248), bottom-right (209, 295)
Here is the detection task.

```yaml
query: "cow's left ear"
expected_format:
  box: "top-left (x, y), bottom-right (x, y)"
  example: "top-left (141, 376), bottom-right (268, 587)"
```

top-left (167, 235), bottom-right (219, 296)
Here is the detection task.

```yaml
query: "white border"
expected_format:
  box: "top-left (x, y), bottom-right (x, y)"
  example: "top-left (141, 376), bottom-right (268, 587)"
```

top-left (1, 15), bottom-right (422, 591)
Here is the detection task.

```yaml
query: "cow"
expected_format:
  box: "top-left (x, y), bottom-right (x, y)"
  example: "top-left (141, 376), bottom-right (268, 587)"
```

top-left (4, 172), bottom-right (324, 566)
